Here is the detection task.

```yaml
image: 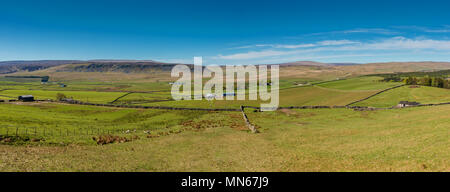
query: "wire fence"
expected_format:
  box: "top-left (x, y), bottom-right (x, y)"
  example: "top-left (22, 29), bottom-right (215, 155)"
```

top-left (0, 125), bottom-right (144, 138)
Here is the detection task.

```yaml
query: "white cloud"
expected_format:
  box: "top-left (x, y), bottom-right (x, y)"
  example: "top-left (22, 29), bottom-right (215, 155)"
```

top-left (217, 50), bottom-right (291, 60)
top-left (396, 25), bottom-right (450, 33)
top-left (425, 29), bottom-right (450, 33)
top-left (340, 37), bottom-right (450, 50)
top-left (231, 40), bottom-right (357, 50)
top-left (254, 53), bottom-right (376, 64)
top-left (317, 40), bottom-right (359, 46)
top-left (308, 28), bottom-right (398, 36)
top-left (422, 26), bottom-right (450, 33)
top-left (271, 44), bottom-right (316, 49)
top-left (156, 58), bottom-right (193, 64)
top-left (231, 43), bottom-right (315, 49)
top-left (217, 37), bottom-right (450, 60)
top-left (340, 28), bottom-right (396, 35)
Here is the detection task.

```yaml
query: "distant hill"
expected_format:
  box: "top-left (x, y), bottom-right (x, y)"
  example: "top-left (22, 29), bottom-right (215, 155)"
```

top-left (2, 60), bottom-right (450, 78)
top-left (279, 61), bottom-right (360, 66)
top-left (55, 61), bottom-right (191, 73)
top-left (330, 63), bottom-right (359, 66)
top-left (0, 60), bottom-right (188, 74)
top-left (0, 60), bottom-right (85, 74)
top-left (0, 60), bottom-right (84, 66)
top-left (275, 61), bottom-right (450, 80)
top-left (86, 59), bottom-right (160, 63)
top-left (340, 62), bottom-right (450, 74)
top-left (279, 61), bottom-right (331, 67)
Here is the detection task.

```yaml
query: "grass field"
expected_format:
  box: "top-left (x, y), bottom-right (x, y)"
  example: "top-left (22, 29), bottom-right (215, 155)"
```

top-left (114, 92), bottom-right (173, 104)
top-left (0, 104), bottom-right (448, 171)
top-left (0, 102), bottom-right (221, 145)
top-left (317, 76), bottom-right (402, 90)
top-left (354, 86), bottom-right (450, 107)
top-left (0, 71), bottom-right (449, 172)
top-left (133, 86), bottom-right (379, 108)
top-left (0, 76), bottom-right (173, 92)
top-left (0, 96), bottom-right (13, 100)
top-left (0, 89), bottom-right (126, 103)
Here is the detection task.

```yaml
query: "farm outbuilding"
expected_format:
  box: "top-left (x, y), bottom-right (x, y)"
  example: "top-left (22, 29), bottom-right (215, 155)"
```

top-left (223, 92), bottom-right (236, 96)
top-left (18, 95), bottom-right (35, 102)
top-left (397, 101), bottom-right (420, 108)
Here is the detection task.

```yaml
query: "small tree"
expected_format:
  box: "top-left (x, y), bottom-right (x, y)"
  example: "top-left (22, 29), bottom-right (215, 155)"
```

top-left (444, 80), bottom-right (450, 89)
top-left (56, 93), bottom-right (67, 101)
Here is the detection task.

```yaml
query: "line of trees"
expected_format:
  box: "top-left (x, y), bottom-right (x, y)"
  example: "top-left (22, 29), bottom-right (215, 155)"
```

top-left (404, 77), bottom-right (450, 89)
top-left (372, 69), bottom-right (450, 78)
top-left (5, 75), bottom-right (49, 82)
top-left (374, 69), bottom-right (450, 89)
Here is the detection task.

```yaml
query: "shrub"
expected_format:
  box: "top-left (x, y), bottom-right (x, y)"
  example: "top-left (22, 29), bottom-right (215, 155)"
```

top-left (56, 93), bottom-right (67, 101)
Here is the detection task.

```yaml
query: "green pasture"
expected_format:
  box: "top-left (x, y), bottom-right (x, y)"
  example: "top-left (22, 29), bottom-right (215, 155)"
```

top-left (136, 86), bottom-right (379, 108)
top-left (114, 92), bottom-right (173, 104)
top-left (0, 77), bottom-right (172, 92)
top-left (354, 86), bottom-right (450, 107)
top-left (1, 104), bottom-right (448, 171)
top-left (0, 96), bottom-right (13, 100)
top-left (0, 102), bottom-right (214, 144)
top-left (317, 76), bottom-right (402, 90)
top-left (0, 89), bottom-right (125, 103)
top-left (0, 74), bottom-right (449, 171)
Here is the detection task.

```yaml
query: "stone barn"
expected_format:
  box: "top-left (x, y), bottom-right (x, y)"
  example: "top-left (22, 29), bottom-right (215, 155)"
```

top-left (397, 101), bottom-right (420, 108)
top-left (18, 95), bottom-right (35, 102)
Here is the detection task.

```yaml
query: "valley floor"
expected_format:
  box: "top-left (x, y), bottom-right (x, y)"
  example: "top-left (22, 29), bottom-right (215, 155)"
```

top-left (1, 104), bottom-right (448, 172)
top-left (0, 74), bottom-right (449, 172)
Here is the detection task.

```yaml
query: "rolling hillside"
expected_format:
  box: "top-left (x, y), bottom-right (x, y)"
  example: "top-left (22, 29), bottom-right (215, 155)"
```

top-left (2, 60), bottom-right (450, 76)
top-left (353, 86), bottom-right (450, 107)
top-left (0, 60), bottom-right (187, 75)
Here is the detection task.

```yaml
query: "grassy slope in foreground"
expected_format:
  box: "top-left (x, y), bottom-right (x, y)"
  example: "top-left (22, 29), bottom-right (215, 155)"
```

top-left (0, 105), bottom-right (448, 171)
top-left (353, 86), bottom-right (450, 108)
top-left (0, 102), bottom-right (225, 144)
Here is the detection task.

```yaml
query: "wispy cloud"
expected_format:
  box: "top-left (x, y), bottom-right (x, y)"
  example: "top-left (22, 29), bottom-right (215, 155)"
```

top-left (339, 28), bottom-right (397, 35)
top-left (217, 50), bottom-right (293, 60)
top-left (231, 44), bottom-right (315, 49)
top-left (317, 40), bottom-right (359, 46)
top-left (340, 36), bottom-right (450, 50)
top-left (418, 26), bottom-right (450, 33)
top-left (231, 40), bottom-right (358, 50)
top-left (305, 28), bottom-right (398, 37)
top-left (155, 58), bottom-right (193, 64)
top-left (395, 25), bottom-right (450, 33)
top-left (254, 53), bottom-right (377, 64)
top-left (217, 37), bottom-right (450, 60)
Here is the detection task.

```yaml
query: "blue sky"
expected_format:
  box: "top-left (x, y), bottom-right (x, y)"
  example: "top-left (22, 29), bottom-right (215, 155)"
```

top-left (1, 0), bottom-right (450, 64)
